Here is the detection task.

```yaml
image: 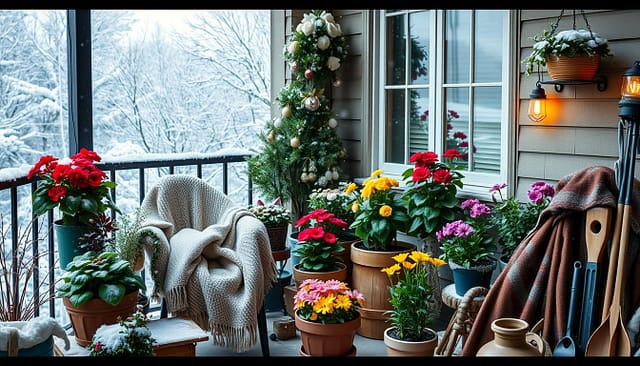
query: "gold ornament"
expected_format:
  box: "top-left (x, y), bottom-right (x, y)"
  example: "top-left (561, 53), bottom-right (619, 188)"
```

top-left (281, 105), bottom-right (292, 118)
top-left (290, 136), bottom-right (300, 148)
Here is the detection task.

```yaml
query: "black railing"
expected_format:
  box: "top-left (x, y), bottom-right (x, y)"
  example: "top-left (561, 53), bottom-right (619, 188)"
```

top-left (0, 151), bottom-right (253, 325)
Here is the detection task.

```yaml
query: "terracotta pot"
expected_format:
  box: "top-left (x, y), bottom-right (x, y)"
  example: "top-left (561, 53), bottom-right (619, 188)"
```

top-left (294, 311), bottom-right (360, 356)
top-left (293, 262), bottom-right (347, 290)
top-left (63, 290), bottom-right (138, 347)
top-left (476, 318), bottom-right (545, 356)
top-left (383, 326), bottom-right (438, 356)
top-left (546, 54), bottom-right (600, 81)
top-left (350, 241), bottom-right (416, 339)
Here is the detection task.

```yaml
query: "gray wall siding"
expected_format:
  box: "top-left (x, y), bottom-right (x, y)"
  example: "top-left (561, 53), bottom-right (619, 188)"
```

top-left (518, 9), bottom-right (639, 200)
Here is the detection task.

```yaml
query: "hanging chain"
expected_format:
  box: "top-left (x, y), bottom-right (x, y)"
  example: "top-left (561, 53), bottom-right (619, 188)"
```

top-left (549, 9), bottom-right (594, 40)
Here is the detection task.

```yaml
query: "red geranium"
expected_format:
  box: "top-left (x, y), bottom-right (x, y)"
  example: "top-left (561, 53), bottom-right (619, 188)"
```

top-left (401, 150), bottom-right (465, 240)
top-left (294, 208), bottom-right (348, 272)
top-left (28, 148), bottom-right (120, 226)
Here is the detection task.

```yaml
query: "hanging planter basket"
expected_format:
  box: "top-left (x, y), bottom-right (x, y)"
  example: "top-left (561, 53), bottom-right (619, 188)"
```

top-left (546, 54), bottom-right (601, 81)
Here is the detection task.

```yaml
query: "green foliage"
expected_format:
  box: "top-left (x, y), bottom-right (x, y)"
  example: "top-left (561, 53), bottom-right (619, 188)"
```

top-left (488, 181), bottom-right (555, 260)
top-left (437, 199), bottom-right (496, 269)
top-left (382, 251), bottom-right (445, 341)
top-left (108, 208), bottom-right (146, 270)
top-left (346, 172), bottom-right (409, 251)
top-left (57, 251), bottom-right (146, 307)
top-left (401, 150), bottom-right (465, 240)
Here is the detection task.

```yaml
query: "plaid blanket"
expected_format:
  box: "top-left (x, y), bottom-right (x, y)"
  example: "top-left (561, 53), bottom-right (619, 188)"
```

top-left (462, 165), bottom-right (640, 355)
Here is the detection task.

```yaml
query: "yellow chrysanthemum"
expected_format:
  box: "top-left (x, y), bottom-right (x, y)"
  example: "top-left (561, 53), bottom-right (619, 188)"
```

top-left (345, 182), bottom-right (356, 194)
top-left (361, 182), bottom-right (374, 199)
top-left (334, 294), bottom-right (353, 310)
top-left (430, 257), bottom-right (447, 267)
top-left (371, 169), bottom-right (383, 177)
top-left (379, 205), bottom-right (392, 217)
top-left (374, 177), bottom-right (392, 191)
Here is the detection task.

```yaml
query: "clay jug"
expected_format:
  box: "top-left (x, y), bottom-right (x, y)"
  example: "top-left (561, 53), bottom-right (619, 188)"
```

top-left (476, 318), bottom-right (545, 357)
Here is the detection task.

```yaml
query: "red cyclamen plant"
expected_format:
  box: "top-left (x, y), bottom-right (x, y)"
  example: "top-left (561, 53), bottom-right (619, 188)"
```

top-left (293, 208), bottom-right (349, 272)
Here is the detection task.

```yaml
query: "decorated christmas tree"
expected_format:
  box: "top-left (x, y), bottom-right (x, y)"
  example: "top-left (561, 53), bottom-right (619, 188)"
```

top-left (248, 10), bottom-right (349, 220)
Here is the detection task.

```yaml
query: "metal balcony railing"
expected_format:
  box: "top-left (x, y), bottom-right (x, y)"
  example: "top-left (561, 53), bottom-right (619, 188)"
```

top-left (0, 150), bottom-right (254, 327)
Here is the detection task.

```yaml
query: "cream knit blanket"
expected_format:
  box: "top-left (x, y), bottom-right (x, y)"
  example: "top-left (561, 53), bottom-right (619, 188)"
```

top-left (137, 175), bottom-right (277, 352)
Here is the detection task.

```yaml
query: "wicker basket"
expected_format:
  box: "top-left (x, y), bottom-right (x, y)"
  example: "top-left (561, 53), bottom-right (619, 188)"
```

top-left (267, 226), bottom-right (288, 251)
top-left (546, 54), bottom-right (600, 81)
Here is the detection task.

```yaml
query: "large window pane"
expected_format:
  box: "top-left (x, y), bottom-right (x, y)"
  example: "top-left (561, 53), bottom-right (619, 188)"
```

top-left (385, 89), bottom-right (405, 163)
top-left (473, 87), bottom-right (502, 173)
top-left (445, 10), bottom-right (470, 84)
top-left (445, 88), bottom-right (470, 170)
top-left (474, 10), bottom-right (504, 83)
top-left (409, 88), bottom-right (429, 157)
top-left (386, 14), bottom-right (406, 85)
top-left (409, 11), bottom-right (429, 85)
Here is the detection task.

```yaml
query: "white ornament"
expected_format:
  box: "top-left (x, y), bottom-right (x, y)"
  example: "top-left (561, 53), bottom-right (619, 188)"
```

top-left (324, 170), bottom-right (333, 181)
top-left (332, 78), bottom-right (342, 87)
top-left (331, 169), bottom-right (339, 180)
top-left (273, 118), bottom-right (283, 128)
top-left (318, 176), bottom-right (328, 187)
top-left (281, 105), bottom-right (292, 118)
top-left (290, 61), bottom-right (299, 74)
top-left (304, 96), bottom-right (320, 111)
top-left (308, 161), bottom-right (317, 172)
top-left (328, 118), bottom-right (338, 128)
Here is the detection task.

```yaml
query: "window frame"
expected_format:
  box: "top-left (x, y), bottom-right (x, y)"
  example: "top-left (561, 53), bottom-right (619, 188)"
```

top-left (372, 9), bottom-right (518, 200)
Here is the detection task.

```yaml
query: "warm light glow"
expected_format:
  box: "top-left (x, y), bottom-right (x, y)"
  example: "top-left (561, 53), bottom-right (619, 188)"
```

top-left (528, 98), bottom-right (547, 122)
top-left (621, 76), bottom-right (640, 99)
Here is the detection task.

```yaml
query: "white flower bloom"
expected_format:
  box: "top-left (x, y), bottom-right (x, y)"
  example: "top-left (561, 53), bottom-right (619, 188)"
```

top-left (317, 35), bottom-right (330, 50)
top-left (320, 11), bottom-right (335, 24)
top-left (302, 21), bottom-right (315, 36)
top-left (288, 41), bottom-right (299, 54)
top-left (326, 22), bottom-right (342, 38)
top-left (327, 56), bottom-right (341, 71)
top-left (327, 192), bottom-right (338, 201)
top-left (296, 23), bottom-right (302, 33)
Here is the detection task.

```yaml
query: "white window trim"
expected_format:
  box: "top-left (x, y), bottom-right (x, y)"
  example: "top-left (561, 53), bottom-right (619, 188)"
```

top-left (371, 10), bottom-right (519, 200)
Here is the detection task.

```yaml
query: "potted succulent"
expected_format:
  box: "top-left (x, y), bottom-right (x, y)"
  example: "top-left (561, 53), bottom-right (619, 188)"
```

top-left (436, 198), bottom-right (497, 296)
top-left (381, 250), bottom-right (447, 356)
top-left (57, 250), bottom-right (146, 347)
top-left (27, 148), bottom-right (121, 269)
top-left (87, 309), bottom-right (155, 356)
top-left (523, 26), bottom-right (612, 80)
top-left (489, 181), bottom-right (555, 268)
top-left (249, 197), bottom-right (292, 252)
top-left (293, 278), bottom-right (365, 356)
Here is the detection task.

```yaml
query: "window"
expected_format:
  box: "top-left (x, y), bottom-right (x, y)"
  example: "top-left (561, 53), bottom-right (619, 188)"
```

top-left (375, 10), bottom-right (513, 197)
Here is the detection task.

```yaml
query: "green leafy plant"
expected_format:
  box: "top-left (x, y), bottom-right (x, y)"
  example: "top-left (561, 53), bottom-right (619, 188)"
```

top-left (436, 199), bottom-right (496, 269)
top-left (293, 209), bottom-right (349, 271)
top-left (27, 148), bottom-right (121, 226)
top-left (489, 181), bottom-right (555, 261)
top-left (293, 279), bottom-right (364, 324)
top-left (401, 150), bottom-right (464, 241)
top-left (346, 170), bottom-right (409, 251)
top-left (381, 250), bottom-right (446, 341)
top-left (523, 27), bottom-right (612, 75)
top-left (108, 208), bottom-right (146, 270)
top-left (78, 212), bottom-right (117, 253)
top-left (57, 251), bottom-right (146, 307)
top-left (87, 309), bottom-right (155, 356)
